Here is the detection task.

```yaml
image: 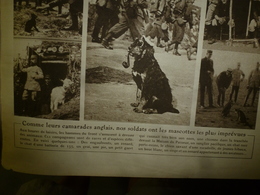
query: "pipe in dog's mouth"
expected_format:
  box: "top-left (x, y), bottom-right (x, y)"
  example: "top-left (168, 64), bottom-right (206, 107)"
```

top-left (127, 47), bottom-right (136, 57)
top-left (122, 52), bottom-right (130, 68)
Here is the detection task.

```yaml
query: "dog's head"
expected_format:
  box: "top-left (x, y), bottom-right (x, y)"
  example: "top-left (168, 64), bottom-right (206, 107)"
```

top-left (31, 13), bottom-right (37, 19)
top-left (128, 36), bottom-right (155, 59)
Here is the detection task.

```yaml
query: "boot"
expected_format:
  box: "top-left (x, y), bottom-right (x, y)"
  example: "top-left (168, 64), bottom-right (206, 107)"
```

top-left (173, 43), bottom-right (181, 56)
top-left (157, 38), bottom-right (164, 48)
top-left (173, 49), bottom-right (181, 56)
top-left (165, 44), bottom-right (169, 52)
top-left (92, 37), bottom-right (101, 43)
top-left (187, 48), bottom-right (191, 60)
top-left (101, 33), bottom-right (114, 50)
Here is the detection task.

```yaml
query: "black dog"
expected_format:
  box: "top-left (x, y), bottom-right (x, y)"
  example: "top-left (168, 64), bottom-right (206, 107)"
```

top-left (235, 108), bottom-right (253, 129)
top-left (25, 13), bottom-right (40, 33)
top-left (221, 100), bottom-right (233, 117)
top-left (123, 36), bottom-right (179, 114)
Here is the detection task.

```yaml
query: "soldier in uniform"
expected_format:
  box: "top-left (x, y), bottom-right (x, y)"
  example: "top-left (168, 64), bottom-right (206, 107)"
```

top-left (101, 0), bottom-right (148, 50)
top-left (216, 68), bottom-right (232, 107)
top-left (229, 62), bottom-right (245, 103)
top-left (244, 62), bottom-right (260, 107)
top-left (144, 0), bottom-right (167, 47)
top-left (19, 55), bottom-right (44, 116)
top-left (205, 0), bottom-right (219, 44)
top-left (199, 50), bottom-right (215, 109)
top-left (40, 74), bottom-right (54, 115)
top-left (92, 0), bottom-right (120, 43)
top-left (165, 0), bottom-right (194, 55)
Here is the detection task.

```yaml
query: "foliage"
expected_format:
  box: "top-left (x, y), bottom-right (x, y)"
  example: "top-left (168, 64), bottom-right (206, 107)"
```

top-left (14, 8), bottom-right (81, 38)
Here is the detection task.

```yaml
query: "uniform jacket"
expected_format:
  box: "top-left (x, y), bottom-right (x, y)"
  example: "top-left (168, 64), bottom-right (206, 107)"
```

top-left (120, 0), bottom-right (148, 19)
top-left (150, 0), bottom-right (166, 13)
top-left (248, 68), bottom-right (260, 88)
top-left (22, 66), bottom-right (44, 91)
top-left (216, 71), bottom-right (232, 89)
top-left (200, 57), bottom-right (214, 84)
top-left (231, 69), bottom-right (245, 86)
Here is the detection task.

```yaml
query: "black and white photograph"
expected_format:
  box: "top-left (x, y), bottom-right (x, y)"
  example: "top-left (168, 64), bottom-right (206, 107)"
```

top-left (13, 40), bottom-right (81, 120)
top-left (85, 0), bottom-right (204, 125)
top-left (13, 0), bottom-right (83, 38)
top-left (195, 50), bottom-right (259, 129)
top-left (195, 0), bottom-right (260, 129)
top-left (204, 0), bottom-right (260, 51)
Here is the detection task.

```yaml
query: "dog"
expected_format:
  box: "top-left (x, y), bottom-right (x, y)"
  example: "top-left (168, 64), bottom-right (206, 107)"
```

top-left (25, 13), bottom-right (40, 33)
top-left (234, 108), bottom-right (253, 129)
top-left (122, 36), bottom-right (179, 114)
top-left (221, 100), bottom-right (233, 117)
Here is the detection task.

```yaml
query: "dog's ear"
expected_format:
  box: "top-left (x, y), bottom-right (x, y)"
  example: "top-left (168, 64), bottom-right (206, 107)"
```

top-left (133, 37), bottom-right (144, 47)
top-left (31, 13), bottom-right (37, 19)
top-left (141, 35), bottom-right (154, 48)
top-left (134, 37), bottom-right (139, 43)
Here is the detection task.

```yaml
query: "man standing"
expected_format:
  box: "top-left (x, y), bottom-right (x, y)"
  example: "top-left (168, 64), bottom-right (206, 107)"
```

top-left (205, 0), bottom-right (219, 44)
top-left (101, 0), bottom-right (148, 50)
top-left (199, 50), bottom-right (215, 108)
top-left (19, 54), bottom-right (44, 116)
top-left (216, 0), bottom-right (230, 40)
top-left (216, 68), bottom-right (232, 107)
top-left (144, 0), bottom-right (167, 48)
top-left (92, 0), bottom-right (120, 43)
top-left (244, 62), bottom-right (260, 107)
top-left (40, 74), bottom-right (54, 115)
top-left (229, 62), bottom-right (245, 103)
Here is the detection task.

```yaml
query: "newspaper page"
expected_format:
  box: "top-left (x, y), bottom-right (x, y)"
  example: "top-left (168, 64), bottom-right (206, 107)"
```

top-left (1, 0), bottom-right (260, 178)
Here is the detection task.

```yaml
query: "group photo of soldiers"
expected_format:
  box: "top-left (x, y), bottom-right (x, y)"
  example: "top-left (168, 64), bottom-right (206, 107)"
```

top-left (13, 0), bottom-right (83, 37)
top-left (204, 0), bottom-right (260, 48)
top-left (13, 41), bottom-right (81, 120)
top-left (196, 49), bottom-right (260, 129)
top-left (88, 0), bottom-right (201, 60)
top-left (196, 0), bottom-right (260, 129)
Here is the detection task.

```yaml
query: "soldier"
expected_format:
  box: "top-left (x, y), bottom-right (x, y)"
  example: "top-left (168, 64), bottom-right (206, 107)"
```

top-left (92, 0), bottom-right (120, 43)
top-left (40, 74), bottom-right (54, 115)
top-left (229, 62), bottom-right (245, 103)
top-left (165, 0), bottom-right (194, 55)
top-left (216, 68), bottom-right (232, 107)
top-left (205, 0), bottom-right (219, 44)
top-left (101, 0), bottom-right (148, 50)
top-left (19, 55), bottom-right (44, 116)
top-left (199, 50), bottom-right (215, 109)
top-left (144, 0), bottom-right (167, 47)
top-left (244, 62), bottom-right (260, 107)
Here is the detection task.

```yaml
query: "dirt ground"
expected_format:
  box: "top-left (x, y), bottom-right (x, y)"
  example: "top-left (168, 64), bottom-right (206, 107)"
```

top-left (37, 96), bottom-right (80, 120)
top-left (195, 79), bottom-right (259, 129)
top-left (203, 40), bottom-right (260, 54)
top-left (85, 37), bottom-right (196, 125)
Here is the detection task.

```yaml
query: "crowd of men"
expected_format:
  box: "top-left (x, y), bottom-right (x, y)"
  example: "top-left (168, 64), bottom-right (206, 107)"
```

top-left (199, 50), bottom-right (260, 109)
top-left (91, 0), bottom-right (200, 59)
